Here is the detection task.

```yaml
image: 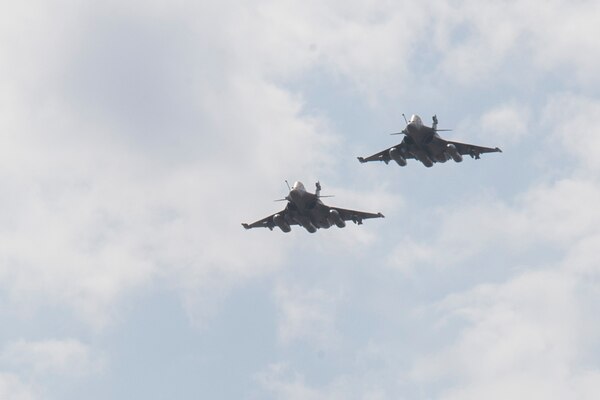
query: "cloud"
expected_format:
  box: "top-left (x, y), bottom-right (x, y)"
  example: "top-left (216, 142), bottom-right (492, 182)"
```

top-left (434, 0), bottom-right (600, 87)
top-left (274, 282), bottom-right (342, 347)
top-left (0, 0), bottom-right (343, 328)
top-left (527, 0), bottom-right (600, 85)
top-left (410, 267), bottom-right (600, 399)
top-left (2, 339), bottom-right (105, 377)
top-left (0, 373), bottom-right (37, 400)
top-left (477, 103), bottom-right (530, 145)
top-left (256, 363), bottom-right (322, 400)
top-left (257, 362), bottom-right (387, 400)
top-left (220, 0), bottom-right (433, 100)
top-left (542, 93), bottom-right (600, 173)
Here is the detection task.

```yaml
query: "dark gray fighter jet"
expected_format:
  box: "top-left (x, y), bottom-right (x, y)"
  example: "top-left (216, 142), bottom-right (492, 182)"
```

top-left (242, 181), bottom-right (384, 233)
top-left (358, 114), bottom-right (502, 168)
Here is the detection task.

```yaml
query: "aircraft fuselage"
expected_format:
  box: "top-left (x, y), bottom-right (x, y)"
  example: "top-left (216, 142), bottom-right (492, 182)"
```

top-left (403, 115), bottom-right (448, 166)
top-left (287, 182), bottom-right (321, 211)
top-left (285, 182), bottom-right (331, 232)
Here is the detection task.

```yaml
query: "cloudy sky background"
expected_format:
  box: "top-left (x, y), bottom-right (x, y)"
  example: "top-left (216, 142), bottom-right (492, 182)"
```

top-left (1, 0), bottom-right (600, 398)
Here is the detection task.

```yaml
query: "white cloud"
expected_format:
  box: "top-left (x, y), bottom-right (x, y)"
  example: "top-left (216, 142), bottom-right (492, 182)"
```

top-left (2, 339), bottom-right (105, 377)
top-left (204, 0), bottom-right (600, 94)
top-left (411, 267), bottom-right (600, 400)
top-left (434, 0), bottom-right (600, 86)
top-left (527, 0), bottom-right (600, 85)
top-left (274, 282), bottom-right (342, 347)
top-left (257, 362), bottom-right (388, 400)
top-left (435, 3), bottom-right (521, 84)
top-left (477, 103), bottom-right (530, 145)
top-left (257, 363), bottom-right (323, 400)
top-left (210, 0), bottom-right (443, 104)
top-left (0, 0), bottom-right (344, 328)
top-left (542, 93), bottom-right (600, 173)
top-left (562, 233), bottom-right (600, 277)
top-left (0, 373), bottom-right (37, 400)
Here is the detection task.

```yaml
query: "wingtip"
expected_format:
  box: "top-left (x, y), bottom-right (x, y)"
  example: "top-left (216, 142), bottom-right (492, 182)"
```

top-left (496, 147), bottom-right (503, 153)
top-left (378, 212), bottom-right (385, 218)
top-left (241, 223), bottom-right (250, 230)
top-left (357, 157), bottom-right (365, 163)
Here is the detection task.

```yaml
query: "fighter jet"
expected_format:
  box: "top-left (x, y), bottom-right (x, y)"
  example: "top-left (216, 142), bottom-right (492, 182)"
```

top-left (357, 114), bottom-right (502, 168)
top-left (242, 181), bottom-right (384, 233)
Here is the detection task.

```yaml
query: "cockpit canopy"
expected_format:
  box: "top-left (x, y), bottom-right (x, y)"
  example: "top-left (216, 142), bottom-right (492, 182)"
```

top-left (292, 181), bottom-right (306, 192)
top-left (409, 114), bottom-right (423, 126)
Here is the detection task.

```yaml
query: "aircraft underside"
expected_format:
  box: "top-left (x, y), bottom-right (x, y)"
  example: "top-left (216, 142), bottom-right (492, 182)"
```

top-left (288, 207), bottom-right (346, 233)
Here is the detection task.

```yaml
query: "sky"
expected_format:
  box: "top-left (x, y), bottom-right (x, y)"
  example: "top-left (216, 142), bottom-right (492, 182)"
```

top-left (1, 0), bottom-right (600, 398)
